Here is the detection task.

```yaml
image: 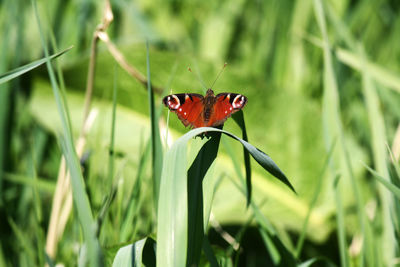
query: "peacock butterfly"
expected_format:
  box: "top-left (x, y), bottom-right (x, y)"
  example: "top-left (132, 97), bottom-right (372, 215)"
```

top-left (163, 89), bottom-right (247, 128)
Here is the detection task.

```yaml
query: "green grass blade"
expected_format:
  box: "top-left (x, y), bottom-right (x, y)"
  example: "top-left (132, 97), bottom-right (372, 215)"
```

top-left (388, 145), bottom-right (400, 183)
top-left (27, 151), bottom-right (42, 223)
top-left (322, 3), bottom-right (390, 265)
top-left (232, 110), bottom-right (252, 206)
top-left (259, 227), bottom-right (281, 265)
top-left (335, 48), bottom-right (400, 94)
top-left (297, 258), bottom-right (318, 267)
top-left (223, 129), bottom-right (295, 193)
top-left (0, 11), bottom-right (11, 197)
top-left (202, 236), bottom-right (220, 267)
top-left (313, 1), bottom-right (351, 265)
top-left (157, 126), bottom-right (294, 266)
top-left (44, 253), bottom-right (55, 267)
top-left (97, 183), bottom-right (118, 239)
top-left (313, 1), bottom-right (369, 266)
top-left (156, 134), bottom-right (189, 267)
top-left (120, 141), bottom-right (151, 242)
top-left (208, 127), bottom-right (295, 191)
top-left (0, 46), bottom-right (72, 85)
top-left (3, 172), bottom-right (55, 193)
top-left (8, 218), bottom-right (36, 263)
top-left (298, 257), bottom-right (337, 267)
top-left (333, 175), bottom-right (349, 267)
top-left (47, 25), bottom-right (74, 136)
top-left (295, 140), bottom-right (336, 257)
top-left (97, 65), bottom-right (119, 239)
top-left (363, 163), bottom-right (400, 200)
top-left (229, 175), bottom-right (297, 266)
top-left (359, 46), bottom-right (395, 265)
top-left (31, 0), bottom-right (102, 265)
top-left (260, 226), bottom-right (297, 266)
top-left (228, 174), bottom-right (275, 234)
top-left (59, 137), bottom-right (102, 265)
top-left (142, 238), bottom-right (157, 267)
top-left (107, 64), bottom-right (118, 188)
top-left (146, 41), bottom-right (163, 210)
top-left (112, 237), bottom-right (156, 267)
top-left (187, 132), bottom-right (222, 266)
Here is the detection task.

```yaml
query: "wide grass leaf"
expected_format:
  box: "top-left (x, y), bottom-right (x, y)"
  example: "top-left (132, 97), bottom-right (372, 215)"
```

top-left (112, 237), bottom-right (156, 267)
top-left (187, 131), bottom-right (222, 266)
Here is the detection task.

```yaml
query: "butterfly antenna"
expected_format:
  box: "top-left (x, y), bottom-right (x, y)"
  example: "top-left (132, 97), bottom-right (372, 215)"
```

top-left (210, 62), bottom-right (227, 89)
top-left (188, 66), bottom-right (207, 90)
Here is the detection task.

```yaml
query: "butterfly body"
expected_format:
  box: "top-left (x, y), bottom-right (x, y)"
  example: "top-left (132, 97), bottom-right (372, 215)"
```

top-left (163, 89), bottom-right (247, 128)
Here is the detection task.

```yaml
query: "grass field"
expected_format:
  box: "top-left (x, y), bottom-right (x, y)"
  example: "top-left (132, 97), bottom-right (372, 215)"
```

top-left (1, 0), bottom-right (400, 266)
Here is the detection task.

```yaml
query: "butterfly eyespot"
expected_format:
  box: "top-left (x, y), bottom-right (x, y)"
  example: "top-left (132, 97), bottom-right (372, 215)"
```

top-left (232, 94), bottom-right (244, 109)
top-left (167, 95), bottom-right (181, 109)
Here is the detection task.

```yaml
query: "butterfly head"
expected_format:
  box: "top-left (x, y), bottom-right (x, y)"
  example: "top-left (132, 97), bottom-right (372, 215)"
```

top-left (206, 89), bottom-right (215, 97)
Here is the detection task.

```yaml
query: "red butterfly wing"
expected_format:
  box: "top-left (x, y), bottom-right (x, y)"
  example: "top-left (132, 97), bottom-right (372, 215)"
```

top-left (207, 93), bottom-right (247, 127)
top-left (163, 93), bottom-right (205, 128)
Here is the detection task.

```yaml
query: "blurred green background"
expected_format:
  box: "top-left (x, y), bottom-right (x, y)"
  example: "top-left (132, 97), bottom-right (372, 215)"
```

top-left (1, 0), bottom-right (400, 266)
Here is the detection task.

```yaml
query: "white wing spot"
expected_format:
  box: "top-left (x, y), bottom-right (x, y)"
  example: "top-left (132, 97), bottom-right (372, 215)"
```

top-left (179, 108), bottom-right (182, 112)
top-left (225, 111), bottom-right (227, 114)
top-left (185, 94), bottom-right (189, 100)
top-left (229, 107), bottom-right (232, 111)
top-left (184, 112), bottom-right (187, 116)
top-left (232, 94), bottom-right (243, 109)
top-left (170, 95), bottom-right (180, 109)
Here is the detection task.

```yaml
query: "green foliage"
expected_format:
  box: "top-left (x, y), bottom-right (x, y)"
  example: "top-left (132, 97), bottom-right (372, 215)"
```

top-left (1, 0), bottom-right (400, 266)
top-left (157, 127), bottom-right (294, 266)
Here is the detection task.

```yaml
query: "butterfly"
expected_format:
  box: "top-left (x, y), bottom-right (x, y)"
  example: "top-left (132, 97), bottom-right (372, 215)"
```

top-left (163, 89), bottom-right (247, 128)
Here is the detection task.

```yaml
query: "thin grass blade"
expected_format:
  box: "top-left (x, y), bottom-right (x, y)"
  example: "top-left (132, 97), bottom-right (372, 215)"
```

top-left (232, 110), bottom-right (252, 206)
top-left (335, 48), bottom-right (400, 94)
top-left (229, 175), bottom-right (297, 266)
top-left (120, 141), bottom-right (151, 242)
top-left (106, 64), bottom-right (118, 187)
top-left (295, 140), bottom-right (336, 257)
top-left (146, 41), bottom-right (163, 210)
top-left (333, 175), bottom-right (349, 267)
top-left (359, 46), bottom-right (396, 264)
top-left (0, 46), bottom-right (72, 85)
top-left (32, 0), bottom-right (102, 265)
top-left (202, 236), bottom-right (220, 267)
top-left (0, 13), bottom-right (11, 197)
top-left (8, 218), bottom-right (36, 262)
top-left (363, 163), bottom-right (400, 200)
